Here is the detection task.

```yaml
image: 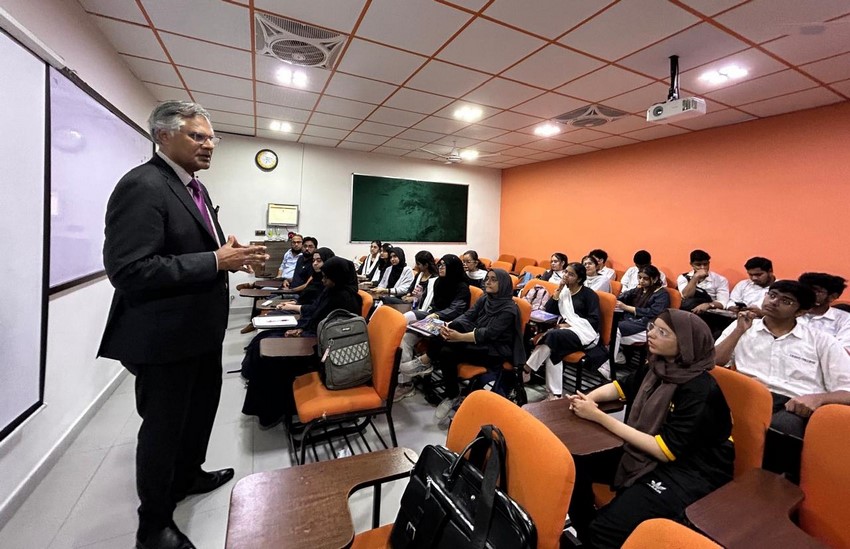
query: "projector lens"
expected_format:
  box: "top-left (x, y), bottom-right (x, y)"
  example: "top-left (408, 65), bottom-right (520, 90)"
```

top-left (652, 105), bottom-right (664, 117)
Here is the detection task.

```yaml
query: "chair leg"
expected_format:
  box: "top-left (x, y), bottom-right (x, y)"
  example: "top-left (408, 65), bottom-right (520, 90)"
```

top-left (385, 412), bottom-right (398, 447)
top-left (299, 421), bottom-right (319, 465)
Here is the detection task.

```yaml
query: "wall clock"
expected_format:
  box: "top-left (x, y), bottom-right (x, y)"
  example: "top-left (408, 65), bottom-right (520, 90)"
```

top-left (255, 149), bottom-right (278, 171)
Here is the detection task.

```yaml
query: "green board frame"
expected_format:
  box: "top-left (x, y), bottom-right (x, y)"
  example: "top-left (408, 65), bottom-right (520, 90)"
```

top-left (351, 174), bottom-right (468, 242)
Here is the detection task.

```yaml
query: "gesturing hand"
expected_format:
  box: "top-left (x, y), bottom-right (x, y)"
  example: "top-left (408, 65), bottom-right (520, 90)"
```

top-left (216, 236), bottom-right (269, 272)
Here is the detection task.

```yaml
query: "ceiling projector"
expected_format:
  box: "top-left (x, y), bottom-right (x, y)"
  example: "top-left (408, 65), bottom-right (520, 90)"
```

top-left (646, 97), bottom-right (706, 123)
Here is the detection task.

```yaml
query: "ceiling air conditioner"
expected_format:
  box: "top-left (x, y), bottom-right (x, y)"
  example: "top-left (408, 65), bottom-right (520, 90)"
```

top-left (554, 105), bottom-right (628, 128)
top-left (254, 13), bottom-right (346, 69)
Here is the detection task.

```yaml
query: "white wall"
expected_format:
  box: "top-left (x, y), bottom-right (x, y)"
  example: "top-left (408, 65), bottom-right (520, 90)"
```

top-left (203, 134), bottom-right (502, 302)
top-left (0, 0), bottom-right (155, 524)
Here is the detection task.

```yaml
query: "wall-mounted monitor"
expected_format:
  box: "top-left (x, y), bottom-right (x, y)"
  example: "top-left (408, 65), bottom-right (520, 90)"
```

top-left (268, 203), bottom-right (299, 226)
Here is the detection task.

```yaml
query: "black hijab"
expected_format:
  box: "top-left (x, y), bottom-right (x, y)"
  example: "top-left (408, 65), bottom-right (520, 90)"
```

top-left (299, 247), bottom-right (335, 305)
top-left (386, 247), bottom-right (407, 289)
top-left (322, 256), bottom-right (359, 297)
top-left (480, 269), bottom-right (526, 367)
top-left (299, 256), bottom-right (362, 333)
top-left (375, 243), bottom-right (393, 280)
top-left (432, 254), bottom-right (468, 310)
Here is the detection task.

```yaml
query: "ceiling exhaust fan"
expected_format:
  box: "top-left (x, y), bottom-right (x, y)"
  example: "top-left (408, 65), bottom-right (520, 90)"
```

top-left (418, 141), bottom-right (500, 164)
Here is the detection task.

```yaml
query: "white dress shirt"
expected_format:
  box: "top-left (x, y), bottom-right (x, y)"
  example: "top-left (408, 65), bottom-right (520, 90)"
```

top-left (726, 279), bottom-right (770, 309)
top-left (585, 275), bottom-right (611, 293)
top-left (677, 271), bottom-right (730, 303)
top-left (716, 318), bottom-right (850, 398)
top-left (620, 266), bottom-right (667, 292)
top-left (798, 307), bottom-right (850, 352)
top-left (279, 249), bottom-right (299, 279)
top-left (599, 266), bottom-right (616, 280)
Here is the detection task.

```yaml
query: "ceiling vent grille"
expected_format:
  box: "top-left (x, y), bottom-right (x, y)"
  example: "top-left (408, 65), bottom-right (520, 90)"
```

top-left (554, 104), bottom-right (628, 128)
top-left (254, 13), bottom-right (346, 69)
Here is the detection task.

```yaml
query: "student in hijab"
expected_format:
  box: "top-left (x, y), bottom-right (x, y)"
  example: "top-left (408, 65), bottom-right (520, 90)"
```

top-left (567, 309), bottom-right (734, 548)
top-left (241, 256), bottom-right (362, 428)
top-left (356, 240), bottom-right (382, 280)
top-left (462, 250), bottom-right (488, 288)
top-left (374, 247), bottom-right (414, 298)
top-left (396, 254), bottom-right (471, 401)
top-left (524, 262), bottom-right (601, 399)
top-left (284, 247), bottom-right (334, 306)
top-left (383, 250), bottom-right (437, 305)
top-left (369, 243), bottom-right (393, 284)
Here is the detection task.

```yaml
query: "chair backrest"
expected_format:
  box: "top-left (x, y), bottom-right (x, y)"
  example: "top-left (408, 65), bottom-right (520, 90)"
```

top-left (357, 290), bottom-right (373, 318)
top-left (447, 391), bottom-right (575, 549)
top-left (509, 274), bottom-right (519, 290)
top-left (512, 296), bottom-right (532, 332)
top-left (709, 367), bottom-right (772, 478)
top-left (799, 404), bottom-right (850, 548)
top-left (468, 285), bottom-right (484, 307)
top-left (519, 279), bottom-right (558, 300)
top-left (367, 306), bottom-right (407, 400)
top-left (594, 290), bottom-right (616, 346)
top-left (539, 258), bottom-right (552, 270)
top-left (515, 257), bottom-right (537, 273)
top-left (623, 518), bottom-right (721, 548)
top-left (497, 254), bottom-right (516, 270)
top-left (492, 260), bottom-right (513, 272)
top-left (609, 279), bottom-right (622, 297)
top-left (665, 287), bottom-right (682, 310)
top-left (520, 265), bottom-right (546, 279)
top-left (479, 257), bottom-right (492, 269)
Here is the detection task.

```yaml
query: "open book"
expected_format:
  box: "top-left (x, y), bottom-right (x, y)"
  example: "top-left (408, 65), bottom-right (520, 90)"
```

top-left (407, 317), bottom-right (445, 337)
top-left (529, 310), bottom-right (559, 323)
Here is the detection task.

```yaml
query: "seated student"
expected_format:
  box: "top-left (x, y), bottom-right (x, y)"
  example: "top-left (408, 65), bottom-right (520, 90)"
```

top-left (396, 254), bottom-right (471, 401)
top-left (241, 256), bottom-right (361, 428)
top-left (368, 243), bottom-right (393, 285)
top-left (524, 262), bottom-right (601, 400)
top-left (290, 247), bottom-right (334, 306)
top-left (461, 250), bottom-right (488, 288)
top-left (677, 249), bottom-right (730, 337)
top-left (356, 240), bottom-right (382, 280)
top-left (416, 269), bottom-right (524, 418)
top-left (276, 233), bottom-right (303, 282)
top-left (567, 310), bottom-right (734, 547)
top-left (726, 256), bottom-right (774, 313)
top-left (539, 252), bottom-right (569, 285)
top-left (373, 247), bottom-right (415, 298)
top-left (384, 250), bottom-right (437, 305)
top-left (285, 236), bottom-right (318, 291)
top-left (798, 272), bottom-right (850, 352)
top-left (715, 280), bottom-right (850, 478)
top-left (582, 255), bottom-right (612, 293)
top-left (601, 265), bottom-right (671, 378)
top-left (589, 248), bottom-right (616, 280)
top-left (620, 250), bottom-right (666, 291)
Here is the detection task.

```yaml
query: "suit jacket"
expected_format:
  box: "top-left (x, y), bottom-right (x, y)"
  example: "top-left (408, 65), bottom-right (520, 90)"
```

top-left (98, 155), bottom-right (229, 364)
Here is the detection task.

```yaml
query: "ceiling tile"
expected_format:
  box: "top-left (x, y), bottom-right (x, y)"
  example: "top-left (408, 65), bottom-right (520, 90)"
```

top-left (524, 137), bottom-right (573, 151)
top-left (324, 72), bottom-right (397, 103)
top-left (356, 0), bottom-right (471, 55)
top-left (679, 48), bottom-right (788, 95)
top-left (254, 0), bottom-right (368, 34)
top-left (366, 106), bottom-right (427, 126)
top-left (584, 135), bottom-right (640, 148)
top-left (761, 18), bottom-right (850, 65)
top-left (413, 116), bottom-right (470, 134)
top-left (830, 79), bottom-right (850, 97)
top-left (557, 66), bottom-right (654, 102)
top-left (121, 55), bottom-right (182, 87)
top-left (676, 0), bottom-right (746, 17)
top-left (801, 52), bottom-right (850, 84)
top-left (356, 121), bottom-right (404, 137)
top-left (256, 118), bottom-right (305, 135)
top-left (512, 92), bottom-right (587, 119)
top-left (618, 23), bottom-right (749, 80)
top-left (527, 151), bottom-right (566, 161)
top-left (308, 112), bottom-right (361, 130)
top-left (483, 0), bottom-right (614, 40)
top-left (303, 125), bottom-right (350, 139)
top-left (91, 16), bottom-right (166, 60)
top-left (336, 39), bottom-right (426, 84)
top-left (452, 125), bottom-right (507, 140)
top-left (480, 111), bottom-right (543, 130)
top-left (256, 82), bottom-right (319, 109)
top-left (256, 130), bottom-right (300, 142)
top-left (474, 141), bottom-right (513, 153)
top-left (716, 0), bottom-right (850, 44)
top-left (500, 146), bottom-right (543, 157)
top-left (160, 33), bottom-right (252, 78)
top-left (443, 0), bottom-right (490, 12)
top-left (315, 95), bottom-right (376, 118)
top-left (206, 110), bottom-right (254, 128)
top-left (490, 132), bottom-right (538, 146)
top-left (144, 82), bottom-right (191, 102)
top-left (300, 135), bottom-right (341, 147)
top-left (706, 70), bottom-right (817, 106)
top-left (215, 123), bottom-right (255, 136)
top-left (394, 128), bottom-right (444, 143)
top-left (501, 45), bottom-right (605, 90)
top-left (337, 141), bottom-right (377, 151)
top-left (670, 107), bottom-right (756, 131)
top-left (382, 137), bottom-right (427, 151)
top-left (554, 143), bottom-right (601, 155)
top-left (371, 145), bottom-right (408, 156)
top-left (406, 60), bottom-right (491, 97)
top-left (559, 0), bottom-right (699, 61)
top-left (254, 55), bottom-right (330, 93)
top-left (345, 132), bottom-right (388, 145)
top-left (431, 101), bottom-right (500, 121)
top-left (623, 124), bottom-right (690, 141)
top-left (437, 18), bottom-right (545, 74)
top-left (80, 0), bottom-right (147, 24)
top-left (142, 0), bottom-right (251, 49)
top-left (557, 127), bottom-right (610, 143)
top-left (433, 137), bottom-right (479, 148)
top-left (255, 102), bottom-right (312, 122)
top-left (463, 78), bottom-right (541, 109)
top-left (383, 88), bottom-right (454, 114)
top-left (602, 82), bottom-right (670, 114)
top-left (193, 92), bottom-right (254, 115)
top-left (738, 87), bottom-right (844, 117)
top-left (598, 114), bottom-right (653, 134)
top-left (182, 67), bottom-right (254, 100)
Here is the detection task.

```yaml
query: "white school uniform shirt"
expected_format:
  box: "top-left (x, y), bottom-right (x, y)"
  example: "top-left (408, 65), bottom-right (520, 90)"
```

top-left (378, 266), bottom-right (414, 296)
top-left (676, 271), bottom-right (730, 303)
top-left (725, 279), bottom-right (770, 309)
top-left (599, 266), bottom-right (616, 280)
top-left (620, 266), bottom-right (667, 292)
top-left (716, 318), bottom-right (850, 398)
top-left (798, 307), bottom-right (850, 352)
top-left (585, 275), bottom-right (611, 293)
top-left (279, 249), bottom-right (299, 279)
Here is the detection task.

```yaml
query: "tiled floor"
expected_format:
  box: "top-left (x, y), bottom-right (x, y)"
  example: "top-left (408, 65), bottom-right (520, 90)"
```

top-left (1, 313), bottom-right (532, 548)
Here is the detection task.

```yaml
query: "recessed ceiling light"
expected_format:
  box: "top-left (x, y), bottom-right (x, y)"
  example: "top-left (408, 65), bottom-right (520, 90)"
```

top-left (699, 64), bottom-right (748, 86)
top-left (459, 150), bottom-right (479, 161)
top-left (534, 123), bottom-right (561, 137)
top-left (453, 105), bottom-right (483, 122)
top-left (276, 66), bottom-right (308, 88)
top-left (269, 120), bottom-right (292, 132)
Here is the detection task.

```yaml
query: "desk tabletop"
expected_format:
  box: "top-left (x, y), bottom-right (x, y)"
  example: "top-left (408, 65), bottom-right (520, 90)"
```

top-left (686, 468), bottom-right (826, 549)
top-left (239, 288), bottom-right (276, 298)
top-left (523, 398), bottom-right (623, 456)
top-left (382, 303), bottom-right (412, 313)
top-left (254, 279), bottom-right (284, 289)
top-left (260, 336), bottom-right (317, 358)
top-left (226, 447), bottom-right (418, 549)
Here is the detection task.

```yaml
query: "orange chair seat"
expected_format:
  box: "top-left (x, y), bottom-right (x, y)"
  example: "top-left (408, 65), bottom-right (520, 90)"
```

top-left (563, 351), bottom-right (586, 363)
top-left (592, 483), bottom-right (616, 507)
top-left (351, 524), bottom-right (392, 548)
top-left (293, 372), bottom-right (383, 423)
top-left (457, 363), bottom-right (488, 380)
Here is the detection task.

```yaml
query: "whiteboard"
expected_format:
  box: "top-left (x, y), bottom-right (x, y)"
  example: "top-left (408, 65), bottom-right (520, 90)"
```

top-left (0, 30), bottom-right (46, 440)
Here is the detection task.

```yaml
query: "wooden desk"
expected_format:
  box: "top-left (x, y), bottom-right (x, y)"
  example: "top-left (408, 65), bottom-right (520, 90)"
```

top-left (523, 398), bottom-right (623, 456)
top-left (254, 279), bottom-right (284, 289)
top-left (260, 336), bottom-right (317, 358)
top-left (256, 297), bottom-right (296, 311)
top-left (226, 447), bottom-right (418, 549)
top-left (240, 288), bottom-right (276, 298)
top-left (383, 303), bottom-right (412, 314)
top-left (685, 468), bottom-right (826, 549)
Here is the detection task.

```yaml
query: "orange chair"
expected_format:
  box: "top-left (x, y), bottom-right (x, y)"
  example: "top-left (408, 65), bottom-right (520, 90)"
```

top-left (497, 253), bottom-right (517, 270)
top-left (519, 279), bottom-right (558, 300)
top-left (622, 519), bottom-right (721, 548)
top-left (457, 298), bottom-right (532, 383)
top-left (492, 260), bottom-right (514, 272)
top-left (358, 289), bottom-right (373, 318)
top-left (468, 284), bottom-right (483, 307)
top-left (514, 257), bottom-right (537, 274)
top-left (540, 258), bottom-right (553, 270)
top-left (509, 273), bottom-right (519, 290)
top-left (288, 306), bottom-right (407, 464)
top-left (478, 257), bottom-right (493, 269)
top-left (351, 391), bottom-right (576, 549)
top-left (562, 290), bottom-right (617, 393)
top-left (609, 279), bottom-right (622, 297)
top-left (666, 287), bottom-right (682, 309)
top-left (520, 265), bottom-right (546, 279)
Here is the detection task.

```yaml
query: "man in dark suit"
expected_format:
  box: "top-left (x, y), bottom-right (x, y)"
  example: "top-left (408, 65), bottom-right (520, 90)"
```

top-left (99, 101), bottom-right (268, 549)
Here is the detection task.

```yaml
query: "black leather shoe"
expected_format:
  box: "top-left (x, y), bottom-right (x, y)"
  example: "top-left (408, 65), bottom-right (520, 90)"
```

top-left (183, 468), bottom-right (235, 497)
top-left (136, 524), bottom-right (196, 549)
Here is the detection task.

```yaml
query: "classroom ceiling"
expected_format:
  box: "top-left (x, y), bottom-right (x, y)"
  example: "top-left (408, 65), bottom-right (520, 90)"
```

top-left (78, 0), bottom-right (850, 169)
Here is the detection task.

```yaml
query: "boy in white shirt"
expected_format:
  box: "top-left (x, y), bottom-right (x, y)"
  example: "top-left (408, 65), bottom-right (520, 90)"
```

top-left (620, 250), bottom-right (666, 291)
top-left (798, 272), bottom-right (850, 353)
top-left (588, 248), bottom-right (616, 280)
top-left (726, 256), bottom-right (774, 313)
top-left (677, 249), bottom-right (730, 337)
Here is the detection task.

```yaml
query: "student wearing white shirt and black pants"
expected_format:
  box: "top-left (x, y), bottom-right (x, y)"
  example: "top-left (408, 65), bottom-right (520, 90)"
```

top-left (620, 250), bottom-right (666, 291)
top-left (798, 272), bottom-right (850, 352)
top-left (677, 249), bottom-right (730, 337)
top-left (589, 248), bottom-right (616, 280)
top-left (726, 256), bottom-right (774, 313)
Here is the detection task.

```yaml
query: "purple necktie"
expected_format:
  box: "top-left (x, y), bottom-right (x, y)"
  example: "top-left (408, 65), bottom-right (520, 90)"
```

top-left (188, 178), bottom-right (215, 236)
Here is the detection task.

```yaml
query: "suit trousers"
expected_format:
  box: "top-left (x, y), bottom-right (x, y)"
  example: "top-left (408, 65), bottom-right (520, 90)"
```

top-left (125, 350), bottom-right (223, 528)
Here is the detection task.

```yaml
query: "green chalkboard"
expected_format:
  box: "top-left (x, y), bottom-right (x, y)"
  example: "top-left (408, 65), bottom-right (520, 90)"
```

top-left (351, 174), bottom-right (468, 242)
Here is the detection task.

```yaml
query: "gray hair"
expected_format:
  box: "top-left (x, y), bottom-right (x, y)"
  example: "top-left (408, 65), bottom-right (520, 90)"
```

top-left (148, 101), bottom-right (211, 144)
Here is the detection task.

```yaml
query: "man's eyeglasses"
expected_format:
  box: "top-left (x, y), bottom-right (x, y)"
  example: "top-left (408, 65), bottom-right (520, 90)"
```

top-left (766, 291), bottom-right (798, 307)
top-left (184, 131), bottom-right (221, 145)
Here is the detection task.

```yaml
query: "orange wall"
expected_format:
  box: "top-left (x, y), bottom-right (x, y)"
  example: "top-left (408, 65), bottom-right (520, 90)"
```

top-left (500, 101), bottom-right (850, 286)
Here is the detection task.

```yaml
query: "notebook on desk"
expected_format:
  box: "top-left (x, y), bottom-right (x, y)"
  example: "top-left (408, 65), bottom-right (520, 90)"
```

top-left (407, 317), bottom-right (445, 337)
top-left (253, 316), bottom-right (298, 329)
